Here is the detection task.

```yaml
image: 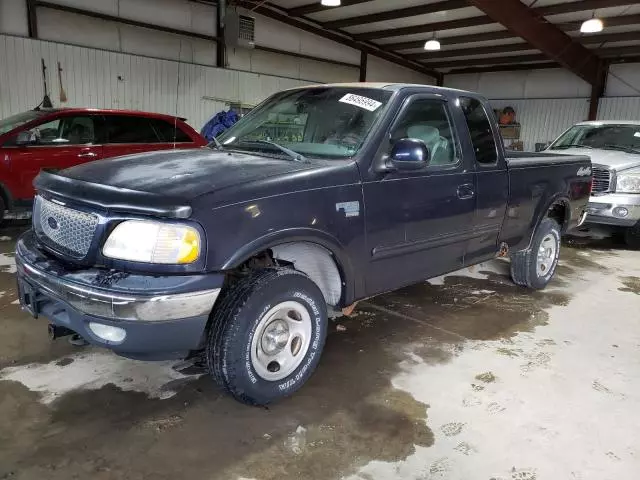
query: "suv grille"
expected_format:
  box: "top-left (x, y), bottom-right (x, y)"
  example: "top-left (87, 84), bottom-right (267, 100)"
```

top-left (591, 166), bottom-right (611, 194)
top-left (34, 196), bottom-right (99, 258)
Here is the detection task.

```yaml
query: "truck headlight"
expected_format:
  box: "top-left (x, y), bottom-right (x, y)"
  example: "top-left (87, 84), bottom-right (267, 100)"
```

top-left (616, 169), bottom-right (640, 194)
top-left (103, 220), bottom-right (201, 264)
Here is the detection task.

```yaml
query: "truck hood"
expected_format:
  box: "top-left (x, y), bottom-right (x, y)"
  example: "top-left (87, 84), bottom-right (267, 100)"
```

top-left (62, 148), bottom-right (318, 199)
top-left (548, 147), bottom-right (640, 171)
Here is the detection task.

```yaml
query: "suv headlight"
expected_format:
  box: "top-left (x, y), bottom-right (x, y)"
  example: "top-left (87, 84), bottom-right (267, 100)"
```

top-left (103, 220), bottom-right (201, 264)
top-left (616, 169), bottom-right (640, 194)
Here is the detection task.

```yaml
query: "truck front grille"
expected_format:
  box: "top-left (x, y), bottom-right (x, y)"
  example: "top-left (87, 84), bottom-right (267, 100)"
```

top-left (33, 196), bottom-right (99, 258)
top-left (591, 166), bottom-right (611, 194)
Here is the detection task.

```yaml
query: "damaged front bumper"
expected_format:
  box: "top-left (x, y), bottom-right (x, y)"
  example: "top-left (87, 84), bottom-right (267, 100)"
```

top-left (16, 230), bottom-right (223, 360)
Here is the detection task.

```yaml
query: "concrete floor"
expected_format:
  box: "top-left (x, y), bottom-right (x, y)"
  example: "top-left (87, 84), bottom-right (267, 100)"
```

top-left (1, 225), bottom-right (639, 480)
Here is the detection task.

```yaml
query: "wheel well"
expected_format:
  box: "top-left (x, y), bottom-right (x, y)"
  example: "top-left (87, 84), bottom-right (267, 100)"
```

top-left (235, 242), bottom-right (344, 307)
top-left (547, 201), bottom-right (569, 232)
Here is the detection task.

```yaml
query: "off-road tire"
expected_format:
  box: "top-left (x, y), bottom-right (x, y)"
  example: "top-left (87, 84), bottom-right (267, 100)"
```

top-left (624, 222), bottom-right (640, 250)
top-left (206, 268), bottom-right (328, 406)
top-left (510, 217), bottom-right (561, 289)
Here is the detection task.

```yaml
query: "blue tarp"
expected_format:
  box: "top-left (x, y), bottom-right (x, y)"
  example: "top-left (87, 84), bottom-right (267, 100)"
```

top-left (200, 109), bottom-right (239, 141)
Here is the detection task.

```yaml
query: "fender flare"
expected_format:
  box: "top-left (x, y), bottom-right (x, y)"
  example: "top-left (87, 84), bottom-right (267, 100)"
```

top-left (524, 194), bottom-right (571, 250)
top-left (221, 228), bottom-right (355, 304)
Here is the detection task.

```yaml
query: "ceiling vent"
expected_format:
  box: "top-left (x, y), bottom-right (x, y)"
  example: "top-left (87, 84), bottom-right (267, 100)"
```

top-left (225, 10), bottom-right (255, 49)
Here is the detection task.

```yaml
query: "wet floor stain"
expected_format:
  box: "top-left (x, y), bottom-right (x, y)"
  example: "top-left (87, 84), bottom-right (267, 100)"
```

top-left (618, 276), bottom-right (640, 295)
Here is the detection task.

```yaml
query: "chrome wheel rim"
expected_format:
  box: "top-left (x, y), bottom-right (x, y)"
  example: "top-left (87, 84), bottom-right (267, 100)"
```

top-left (250, 301), bottom-right (312, 381)
top-left (536, 233), bottom-right (557, 277)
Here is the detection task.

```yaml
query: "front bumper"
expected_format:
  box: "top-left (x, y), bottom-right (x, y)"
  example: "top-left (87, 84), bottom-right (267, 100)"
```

top-left (586, 192), bottom-right (640, 227)
top-left (15, 230), bottom-right (224, 360)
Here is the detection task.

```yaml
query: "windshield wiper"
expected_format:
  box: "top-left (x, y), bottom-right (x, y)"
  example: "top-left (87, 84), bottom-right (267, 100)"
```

top-left (551, 144), bottom-right (593, 150)
top-left (241, 140), bottom-right (307, 163)
top-left (207, 136), bottom-right (224, 151)
top-left (603, 144), bottom-right (640, 154)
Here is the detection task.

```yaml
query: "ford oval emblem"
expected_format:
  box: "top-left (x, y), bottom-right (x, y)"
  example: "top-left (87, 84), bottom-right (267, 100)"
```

top-left (47, 217), bottom-right (59, 230)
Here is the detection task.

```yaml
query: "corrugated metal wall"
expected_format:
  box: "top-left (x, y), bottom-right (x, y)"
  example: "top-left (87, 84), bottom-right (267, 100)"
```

top-left (0, 34), bottom-right (310, 131)
top-left (598, 97), bottom-right (640, 121)
top-left (489, 98), bottom-right (590, 151)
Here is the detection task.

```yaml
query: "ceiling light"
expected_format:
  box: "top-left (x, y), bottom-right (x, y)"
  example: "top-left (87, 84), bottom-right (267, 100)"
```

top-left (424, 39), bottom-right (441, 51)
top-left (580, 18), bottom-right (603, 33)
top-left (321, 0), bottom-right (341, 6)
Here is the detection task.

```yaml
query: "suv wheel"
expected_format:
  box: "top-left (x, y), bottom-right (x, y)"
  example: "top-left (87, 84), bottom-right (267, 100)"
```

top-left (510, 217), bottom-right (561, 289)
top-left (624, 222), bottom-right (640, 250)
top-left (206, 268), bottom-right (328, 405)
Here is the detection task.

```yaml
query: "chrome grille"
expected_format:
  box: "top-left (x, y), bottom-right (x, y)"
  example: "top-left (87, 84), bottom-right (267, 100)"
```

top-left (34, 196), bottom-right (98, 257)
top-left (591, 166), bottom-right (611, 194)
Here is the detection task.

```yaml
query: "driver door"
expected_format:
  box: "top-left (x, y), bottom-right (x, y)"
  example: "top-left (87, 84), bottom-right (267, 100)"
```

top-left (363, 95), bottom-right (476, 296)
top-left (6, 114), bottom-right (104, 200)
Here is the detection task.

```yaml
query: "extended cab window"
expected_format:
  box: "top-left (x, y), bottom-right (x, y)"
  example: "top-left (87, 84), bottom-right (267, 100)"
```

top-left (106, 116), bottom-right (161, 143)
top-left (460, 97), bottom-right (498, 165)
top-left (391, 99), bottom-right (457, 166)
top-left (218, 87), bottom-right (392, 159)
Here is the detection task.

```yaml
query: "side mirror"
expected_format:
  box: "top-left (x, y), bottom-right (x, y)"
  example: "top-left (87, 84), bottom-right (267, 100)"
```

top-left (15, 130), bottom-right (35, 146)
top-left (388, 138), bottom-right (430, 171)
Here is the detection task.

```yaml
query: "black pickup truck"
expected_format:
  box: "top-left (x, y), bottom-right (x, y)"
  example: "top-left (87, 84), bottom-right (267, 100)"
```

top-left (16, 84), bottom-right (591, 405)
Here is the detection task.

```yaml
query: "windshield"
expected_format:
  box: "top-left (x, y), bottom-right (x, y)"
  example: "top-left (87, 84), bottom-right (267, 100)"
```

top-left (217, 87), bottom-right (393, 159)
top-left (549, 124), bottom-right (640, 153)
top-left (0, 110), bottom-right (48, 135)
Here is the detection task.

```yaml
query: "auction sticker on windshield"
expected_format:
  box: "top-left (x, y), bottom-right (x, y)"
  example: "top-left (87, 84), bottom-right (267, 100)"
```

top-left (339, 93), bottom-right (383, 112)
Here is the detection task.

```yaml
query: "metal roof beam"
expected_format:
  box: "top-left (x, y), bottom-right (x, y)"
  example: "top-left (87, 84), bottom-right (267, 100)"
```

top-left (423, 46), bottom-right (639, 69)
top-left (385, 13), bottom-right (640, 51)
top-left (466, 0), bottom-right (602, 84)
top-left (408, 30), bottom-right (640, 61)
top-left (287, 0), bottom-right (372, 17)
top-left (323, 0), bottom-right (467, 29)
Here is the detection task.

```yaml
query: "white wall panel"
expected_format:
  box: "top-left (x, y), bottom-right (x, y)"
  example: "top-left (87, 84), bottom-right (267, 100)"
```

top-left (606, 63), bottom-right (640, 97)
top-left (445, 68), bottom-right (590, 99)
top-left (598, 97), bottom-right (640, 121)
top-left (366, 56), bottom-right (435, 85)
top-left (0, 0), bottom-right (28, 36)
top-left (490, 98), bottom-right (589, 151)
top-left (0, 34), bottom-right (312, 132)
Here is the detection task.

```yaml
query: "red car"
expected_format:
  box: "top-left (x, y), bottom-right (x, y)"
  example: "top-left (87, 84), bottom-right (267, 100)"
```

top-left (0, 108), bottom-right (207, 220)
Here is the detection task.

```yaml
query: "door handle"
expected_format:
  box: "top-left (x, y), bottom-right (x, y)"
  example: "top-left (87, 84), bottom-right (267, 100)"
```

top-left (457, 184), bottom-right (475, 200)
top-left (77, 152), bottom-right (97, 158)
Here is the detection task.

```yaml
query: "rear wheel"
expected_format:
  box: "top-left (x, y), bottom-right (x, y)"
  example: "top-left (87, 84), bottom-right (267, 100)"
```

top-left (624, 222), bottom-right (640, 250)
top-left (510, 217), bottom-right (561, 289)
top-left (206, 268), bottom-right (328, 406)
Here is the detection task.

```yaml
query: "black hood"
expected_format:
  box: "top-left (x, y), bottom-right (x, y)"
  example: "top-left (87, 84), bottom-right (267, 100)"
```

top-left (63, 148), bottom-right (317, 199)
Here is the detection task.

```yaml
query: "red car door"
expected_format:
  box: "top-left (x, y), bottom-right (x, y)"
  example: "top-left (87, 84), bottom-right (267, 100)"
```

top-left (4, 113), bottom-right (104, 201)
top-left (102, 114), bottom-right (199, 159)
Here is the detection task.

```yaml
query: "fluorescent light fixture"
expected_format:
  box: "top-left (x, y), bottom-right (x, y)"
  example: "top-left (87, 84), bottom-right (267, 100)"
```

top-left (580, 18), bottom-right (603, 33)
top-left (424, 39), bottom-right (441, 51)
top-left (321, 0), bottom-right (341, 6)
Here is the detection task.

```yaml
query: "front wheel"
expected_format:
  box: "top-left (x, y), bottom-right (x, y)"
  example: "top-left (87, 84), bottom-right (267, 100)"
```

top-left (510, 217), bottom-right (561, 289)
top-left (206, 268), bottom-right (328, 406)
top-left (624, 221), bottom-right (640, 250)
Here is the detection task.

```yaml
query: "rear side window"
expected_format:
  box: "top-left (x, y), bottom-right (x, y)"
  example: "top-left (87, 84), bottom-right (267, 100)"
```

top-left (460, 97), bottom-right (498, 165)
top-left (106, 115), bottom-right (161, 143)
top-left (150, 118), bottom-right (192, 142)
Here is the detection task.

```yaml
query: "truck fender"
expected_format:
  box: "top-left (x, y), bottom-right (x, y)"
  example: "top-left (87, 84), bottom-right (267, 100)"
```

top-left (221, 228), bottom-right (353, 306)
top-left (524, 194), bottom-right (571, 250)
